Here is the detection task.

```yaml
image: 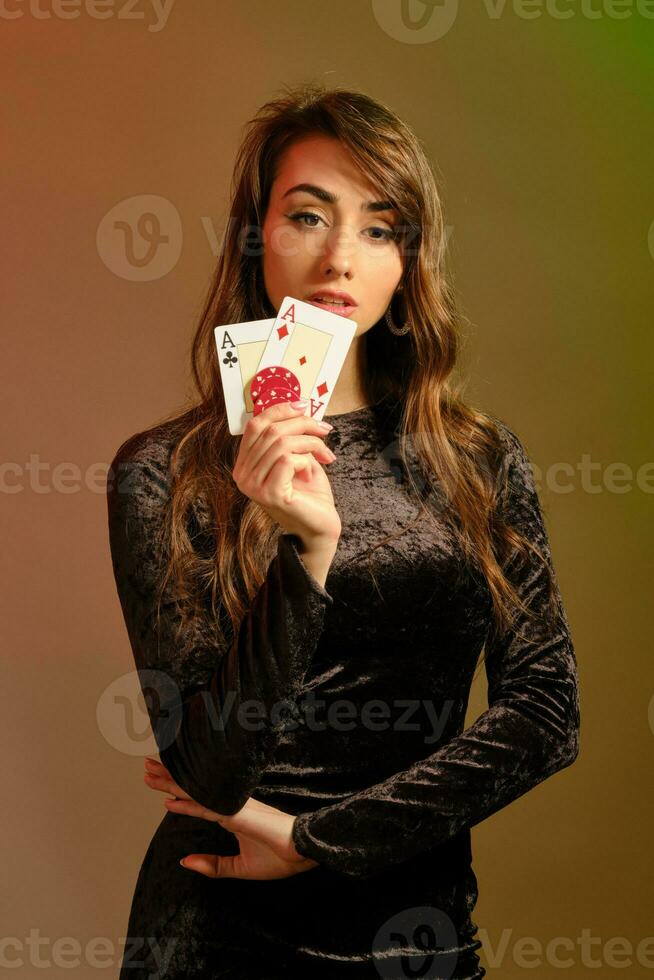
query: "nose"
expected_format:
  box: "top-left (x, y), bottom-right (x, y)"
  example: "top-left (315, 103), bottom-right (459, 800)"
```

top-left (319, 224), bottom-right (354, 279)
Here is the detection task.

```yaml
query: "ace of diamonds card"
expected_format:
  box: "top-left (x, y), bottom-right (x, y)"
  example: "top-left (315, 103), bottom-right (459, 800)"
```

top-left (255, 297), bottom-right (357, 422)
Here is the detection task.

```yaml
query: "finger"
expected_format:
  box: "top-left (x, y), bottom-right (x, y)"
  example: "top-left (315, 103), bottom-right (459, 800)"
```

top-left (249, 437), bottom-right (332, 488)
top-left (240, 796), bottom-right (279, 813)
top-left (144, 772), bottom-right (191, 800)
top-left (262, 451), bottom-right (314, 503)
top-left (211, 801), bottom-right (289, 851)
top-left (180, 853), bottom-right (240, 878)
top-left (144, 760), bottom-right (191, 800)
top-left (239, 401), bottom-right (308, 455)
top-left (144, 758), bottom-right (174, 780)
top-left (243, 416), bottom-right (332, 474)
top-left (164, 798), bottom-right (224, 823)
top-left (143, 769), bottom-right (174, 792)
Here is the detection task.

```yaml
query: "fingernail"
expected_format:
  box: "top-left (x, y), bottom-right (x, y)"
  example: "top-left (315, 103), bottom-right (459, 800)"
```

top-left (179, 859), bottom-right (186, 867)
top-left (317, 420), bottom-right (333, 430)
top-left (291, 399), bottom-right (309, 407)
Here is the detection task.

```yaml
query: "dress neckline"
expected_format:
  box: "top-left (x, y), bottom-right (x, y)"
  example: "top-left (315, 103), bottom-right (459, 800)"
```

top-left (323, 404), bottom-right (376, 421)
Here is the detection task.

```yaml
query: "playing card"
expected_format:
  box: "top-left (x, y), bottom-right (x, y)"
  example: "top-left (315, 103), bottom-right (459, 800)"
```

top-left (214, 318), bottom-right (275, 434)
top-left (255, 297), bottom-right (357, 421)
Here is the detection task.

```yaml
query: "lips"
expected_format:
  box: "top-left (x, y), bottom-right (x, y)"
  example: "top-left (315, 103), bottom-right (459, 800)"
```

top-left (307, 291), bottom-right (358, 318)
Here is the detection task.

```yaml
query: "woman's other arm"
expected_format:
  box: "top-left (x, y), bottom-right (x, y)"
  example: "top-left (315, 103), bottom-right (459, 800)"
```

top-left (291, 421), bottom-right (581, 878)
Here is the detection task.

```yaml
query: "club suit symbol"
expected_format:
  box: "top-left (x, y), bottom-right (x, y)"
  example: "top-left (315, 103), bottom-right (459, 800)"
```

top-left (222, 350), bottom-right (238, 368)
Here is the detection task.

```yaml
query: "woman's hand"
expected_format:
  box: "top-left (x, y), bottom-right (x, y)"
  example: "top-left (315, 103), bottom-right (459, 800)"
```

top-left (232, 400), bottom-right (342, 547)
top-left (144, 757), bottom-right (319, 880)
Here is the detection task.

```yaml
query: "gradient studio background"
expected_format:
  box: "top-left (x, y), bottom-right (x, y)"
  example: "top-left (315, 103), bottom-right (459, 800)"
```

top-left (3, 1), bottom-right (652, 977)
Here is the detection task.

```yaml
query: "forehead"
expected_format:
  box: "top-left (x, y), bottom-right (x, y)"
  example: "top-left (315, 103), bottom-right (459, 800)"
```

top-left (272, 135), bottom-right (382, 201)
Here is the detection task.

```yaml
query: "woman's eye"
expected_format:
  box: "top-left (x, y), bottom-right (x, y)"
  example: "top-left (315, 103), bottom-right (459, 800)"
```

top-left (366, 226), bottom-right (396, 242)
top-left (286, 211), bottom-right (397, 243)
top-left (287, 211), bottom-right (323, 229)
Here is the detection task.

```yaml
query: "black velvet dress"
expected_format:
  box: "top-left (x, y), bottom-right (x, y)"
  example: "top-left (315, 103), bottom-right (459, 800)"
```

top-left (106, 399), bottom-right (580, 980)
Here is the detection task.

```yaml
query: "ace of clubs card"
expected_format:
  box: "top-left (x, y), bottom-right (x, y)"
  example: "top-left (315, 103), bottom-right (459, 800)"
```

top-left (214, 318), bottom-right (276, 434)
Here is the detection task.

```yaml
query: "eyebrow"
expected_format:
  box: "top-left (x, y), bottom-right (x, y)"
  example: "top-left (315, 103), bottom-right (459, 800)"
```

top-left (281, 182), bottom-right (398, 214)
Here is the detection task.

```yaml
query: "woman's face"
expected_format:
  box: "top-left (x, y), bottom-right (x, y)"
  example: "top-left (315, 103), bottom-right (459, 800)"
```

top-left (261, 134), bottom-right (404, 337)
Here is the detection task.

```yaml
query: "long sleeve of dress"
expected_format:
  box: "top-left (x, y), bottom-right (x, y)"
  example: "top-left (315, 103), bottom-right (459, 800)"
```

top-left (106, 431), bottom-right (334, 815)
top-left (291, 423), bottom-right (581, 879)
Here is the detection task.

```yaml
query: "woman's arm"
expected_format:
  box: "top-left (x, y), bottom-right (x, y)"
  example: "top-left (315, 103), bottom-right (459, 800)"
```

top-left (291, 421), bottom-right (581, 879)
top-left (106, 431), bottom-right (334, 816)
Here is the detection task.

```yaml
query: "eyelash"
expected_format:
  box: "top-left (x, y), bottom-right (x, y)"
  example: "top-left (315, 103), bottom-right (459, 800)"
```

top-left (285, 210), bottom-right (399, 244)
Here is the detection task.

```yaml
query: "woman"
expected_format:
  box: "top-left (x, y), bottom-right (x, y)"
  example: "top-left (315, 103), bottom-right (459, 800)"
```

top-left (107, 84), bottom-right (581, 979)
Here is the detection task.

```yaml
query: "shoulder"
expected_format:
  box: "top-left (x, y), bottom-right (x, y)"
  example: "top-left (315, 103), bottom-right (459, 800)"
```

top-left (483, 414), bottom-right (536, 486)
top-left (110, 420), bottom-right (174, 478)
top-left (484, 413), bottom-right (528, 459)
top-left (480, 416), bottom-right (554, 556)
top-left (478, 414), bottom-right (547, 534)
top-left (107, 413), bottom-right (191, 515)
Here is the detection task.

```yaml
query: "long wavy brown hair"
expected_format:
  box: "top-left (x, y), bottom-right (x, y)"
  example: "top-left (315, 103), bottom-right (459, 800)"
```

top-left (133, 82), bottom-right (559, 666)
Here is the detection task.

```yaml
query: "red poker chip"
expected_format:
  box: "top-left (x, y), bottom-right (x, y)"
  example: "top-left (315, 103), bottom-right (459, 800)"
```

top-left (251, 380), bottom-right (296, 415)
top-left (250, 368), bottom-right (299, 401)
top-left (253, 375), bottom-right (295, 402)
top-left (253, 388), bottom-right (298, 416)
top-left (250, 366), bottom-right (300, 403)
